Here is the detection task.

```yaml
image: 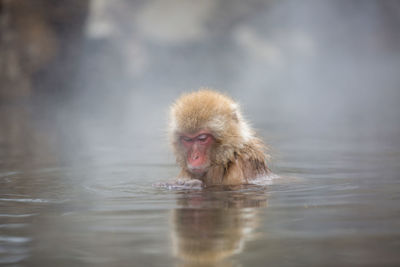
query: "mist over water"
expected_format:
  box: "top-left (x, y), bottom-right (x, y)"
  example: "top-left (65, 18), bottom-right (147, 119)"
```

top-left (1, 0), bottom-right (400, 266)
top-left (64, 0), bottom-right (400, 165)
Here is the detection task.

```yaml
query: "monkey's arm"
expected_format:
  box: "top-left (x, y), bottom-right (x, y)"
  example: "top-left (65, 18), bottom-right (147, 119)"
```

top-left (177, 169), bottom-right (192, 179)
top-left (223, 155), bottom-right (269, 185)
top-left (222, 160), bottom-right (246, 185)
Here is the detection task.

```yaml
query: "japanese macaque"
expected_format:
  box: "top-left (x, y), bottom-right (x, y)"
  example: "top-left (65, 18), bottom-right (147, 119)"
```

top-left (169, 89), bottom-right (269, 187)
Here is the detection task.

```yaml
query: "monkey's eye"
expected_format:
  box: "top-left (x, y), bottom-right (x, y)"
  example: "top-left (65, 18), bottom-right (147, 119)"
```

top-left (197, 134), bottom-right (209, 142)
top-left (181, 136), bottom-right (193, 143)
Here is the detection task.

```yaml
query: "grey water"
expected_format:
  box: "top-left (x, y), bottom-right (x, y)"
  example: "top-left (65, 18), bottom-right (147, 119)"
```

top-left (1, 117), bottom-right (399, 267)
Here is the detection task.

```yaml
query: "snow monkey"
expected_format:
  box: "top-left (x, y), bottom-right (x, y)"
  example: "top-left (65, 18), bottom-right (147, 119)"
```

top-left (168, 89), bottom-right (269, 187)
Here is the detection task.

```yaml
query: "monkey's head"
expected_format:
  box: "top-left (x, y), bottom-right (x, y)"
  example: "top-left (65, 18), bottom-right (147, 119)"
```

top-left (169, 89), bottom-right (254, 177)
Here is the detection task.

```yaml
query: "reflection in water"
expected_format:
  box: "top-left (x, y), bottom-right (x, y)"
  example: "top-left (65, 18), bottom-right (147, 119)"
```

top-left (172, 187), bottom-right (267, 266)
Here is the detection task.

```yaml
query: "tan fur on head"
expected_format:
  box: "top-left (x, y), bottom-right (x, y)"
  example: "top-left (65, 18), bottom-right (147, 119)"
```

top-left (169, 88), bottom-right (253, 142)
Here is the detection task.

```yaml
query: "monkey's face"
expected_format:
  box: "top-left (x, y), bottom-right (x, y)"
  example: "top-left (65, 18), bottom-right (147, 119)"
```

top-left (180, 131), bottom-right (215, 176)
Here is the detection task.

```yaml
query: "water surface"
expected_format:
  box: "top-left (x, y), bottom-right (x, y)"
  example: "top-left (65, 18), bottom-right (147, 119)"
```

top-left (1, 126), bottom-right (399, 267)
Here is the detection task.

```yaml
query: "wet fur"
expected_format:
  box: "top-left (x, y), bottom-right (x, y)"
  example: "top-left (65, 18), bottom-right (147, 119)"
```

top-left (169, 89), bottom-right (269, 186)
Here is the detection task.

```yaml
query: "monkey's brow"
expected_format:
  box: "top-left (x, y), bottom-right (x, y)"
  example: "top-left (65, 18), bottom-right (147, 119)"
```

top-left (223, 133), bottom-right (241, 138)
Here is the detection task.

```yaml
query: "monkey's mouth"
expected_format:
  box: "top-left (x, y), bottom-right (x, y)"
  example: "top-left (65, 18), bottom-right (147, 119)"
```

top-left (187, 164), bottom-right (208, 175)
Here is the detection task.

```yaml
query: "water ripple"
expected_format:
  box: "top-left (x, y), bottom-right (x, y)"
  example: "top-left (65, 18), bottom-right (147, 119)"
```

top-left (0, 198), bottom-right (68, 204)
top-left (0, 214), bottom-right (37, 218)
top-left (0, 223), bottom-right (27, 229)
top-left (0, 236), bottom-right (31, 243)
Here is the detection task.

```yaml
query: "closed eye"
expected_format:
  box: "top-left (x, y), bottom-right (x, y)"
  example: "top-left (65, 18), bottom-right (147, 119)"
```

top-left (197, 134), bottom-right (209, 142)
top-left (181, 136), bottom-right (193, 142)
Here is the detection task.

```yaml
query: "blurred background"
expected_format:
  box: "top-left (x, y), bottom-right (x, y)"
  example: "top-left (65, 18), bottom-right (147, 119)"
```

top-left (1, 1), bottom-right (400, 266)
top-left (1, 0), bottom-right (399, 167)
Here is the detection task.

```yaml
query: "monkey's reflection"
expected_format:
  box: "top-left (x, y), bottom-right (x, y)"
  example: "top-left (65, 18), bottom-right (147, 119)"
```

top-left (171, 186), bottom-right (267, 267)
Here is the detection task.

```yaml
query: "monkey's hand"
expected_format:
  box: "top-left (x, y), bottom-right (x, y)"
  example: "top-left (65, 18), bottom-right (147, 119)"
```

top-left (175, 178), bottom-right (203, 189)
top-left (153, 178), bottom-right (203, 189)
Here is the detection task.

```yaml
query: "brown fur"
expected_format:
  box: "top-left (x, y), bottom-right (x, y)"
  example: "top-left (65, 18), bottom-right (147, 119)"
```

top-left (169, 88), bottom-right (269, 186)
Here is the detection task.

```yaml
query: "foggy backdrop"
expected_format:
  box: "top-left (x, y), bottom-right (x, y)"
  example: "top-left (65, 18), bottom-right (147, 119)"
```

top-left (1, 0), bottom-right (399, 169)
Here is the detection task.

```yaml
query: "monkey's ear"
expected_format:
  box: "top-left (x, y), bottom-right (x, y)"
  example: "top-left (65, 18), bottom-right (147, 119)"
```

top-left (232, 111), bottom-right (239, 122)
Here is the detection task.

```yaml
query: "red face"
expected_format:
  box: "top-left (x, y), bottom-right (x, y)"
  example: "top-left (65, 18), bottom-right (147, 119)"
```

top-left (180, 131), bottom-right (214, 176)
